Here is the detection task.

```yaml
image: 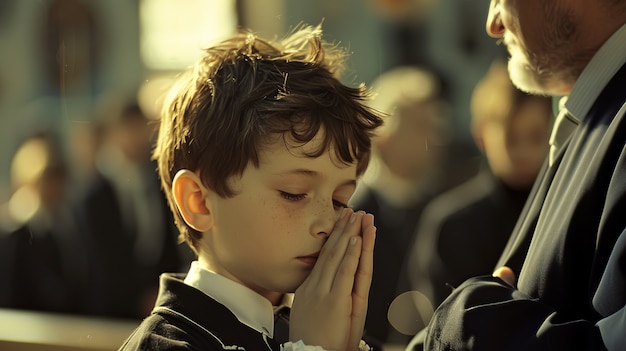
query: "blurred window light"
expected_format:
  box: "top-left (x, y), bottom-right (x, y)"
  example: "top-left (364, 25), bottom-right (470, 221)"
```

top-left (140, 0), bottom-right (237, 70)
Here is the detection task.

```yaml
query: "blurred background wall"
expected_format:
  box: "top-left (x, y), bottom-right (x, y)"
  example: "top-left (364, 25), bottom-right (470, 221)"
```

top-left (0, 0), bottom-right (505, 200)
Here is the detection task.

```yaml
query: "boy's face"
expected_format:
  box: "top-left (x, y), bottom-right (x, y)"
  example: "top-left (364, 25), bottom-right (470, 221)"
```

top-left (198, 133), bottom-right (358, 301)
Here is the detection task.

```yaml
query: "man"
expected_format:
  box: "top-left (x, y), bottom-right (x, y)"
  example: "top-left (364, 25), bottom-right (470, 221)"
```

top-left (412, 0), bottom-right (626, 350)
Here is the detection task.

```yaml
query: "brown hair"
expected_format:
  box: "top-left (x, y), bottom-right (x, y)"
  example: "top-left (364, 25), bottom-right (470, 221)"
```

top-left (154, 24), bottom-right (383, 251)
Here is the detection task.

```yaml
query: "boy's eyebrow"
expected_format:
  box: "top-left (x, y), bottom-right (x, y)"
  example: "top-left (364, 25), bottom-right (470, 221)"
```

top-left (278, 168), bottom-right (357, 188)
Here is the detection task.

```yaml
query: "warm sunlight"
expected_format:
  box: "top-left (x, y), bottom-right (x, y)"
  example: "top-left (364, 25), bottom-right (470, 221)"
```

top-left (139, 0), bottom-right (237, 70)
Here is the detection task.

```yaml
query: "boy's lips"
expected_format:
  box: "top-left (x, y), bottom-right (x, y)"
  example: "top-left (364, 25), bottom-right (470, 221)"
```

top-left (297, 252), bottom-right (320, 267)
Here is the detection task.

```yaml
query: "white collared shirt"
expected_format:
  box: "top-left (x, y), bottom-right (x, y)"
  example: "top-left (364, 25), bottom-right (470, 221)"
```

top-left (183, 261), bottom-right (278, 338)
top-left (182, 261), bottom-right (369, 351)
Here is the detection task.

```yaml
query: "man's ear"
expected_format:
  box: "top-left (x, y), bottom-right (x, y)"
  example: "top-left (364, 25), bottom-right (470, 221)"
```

top-left (172, 170), bottom-right (213, 232)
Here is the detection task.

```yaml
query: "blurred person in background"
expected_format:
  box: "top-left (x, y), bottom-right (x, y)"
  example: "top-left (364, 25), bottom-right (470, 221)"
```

top-left (349, 65), bottom-right (450, 346)
top-left (0, 131), bottom-right (87, 313)
top-left (68, 120), bottom-right (106, 190)
top-left (407, 60), bottom-right (552, 316)
top-left (72, 97), bottom-right (189, 319)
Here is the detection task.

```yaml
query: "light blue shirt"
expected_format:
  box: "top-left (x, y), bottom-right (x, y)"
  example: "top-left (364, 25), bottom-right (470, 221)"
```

top-left (565, 22), bottom-right (626, 122)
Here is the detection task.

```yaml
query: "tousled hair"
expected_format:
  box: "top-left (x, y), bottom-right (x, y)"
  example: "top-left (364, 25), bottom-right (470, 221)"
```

top-left (154, 24), bottom-right (383, 252)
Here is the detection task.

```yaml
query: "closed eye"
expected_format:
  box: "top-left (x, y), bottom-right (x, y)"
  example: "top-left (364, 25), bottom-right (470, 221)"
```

top-left (280, 191), bottom-right (307, 201)
top-left (280, 191), bottom-right (348, 209)
top-left (333, 200), bottom-right (348, 209)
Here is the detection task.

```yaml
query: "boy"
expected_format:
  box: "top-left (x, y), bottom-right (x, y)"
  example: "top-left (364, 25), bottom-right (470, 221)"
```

top-left (119, 24), bottom-right (382, 351)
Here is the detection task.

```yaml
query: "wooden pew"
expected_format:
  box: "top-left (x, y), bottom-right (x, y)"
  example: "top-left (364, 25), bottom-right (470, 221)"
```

top-left (0, 308), bottom-right (139, 351)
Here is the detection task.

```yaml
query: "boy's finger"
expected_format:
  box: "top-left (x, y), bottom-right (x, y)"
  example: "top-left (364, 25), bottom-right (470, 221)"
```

top-left (348, 214), bottom-right (375, 349)
top-left (313, 210), bottom-right (364, 292)
top-left (331, 235), bottom-right (362, 294)
top-left (354, 213), bottom-right (375, 296)
top-left (304, 208), bottom-right (353, 289)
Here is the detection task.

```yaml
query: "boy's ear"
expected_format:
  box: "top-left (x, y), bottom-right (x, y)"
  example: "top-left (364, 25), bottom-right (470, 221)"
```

top-left (172, 170), bottom-right (213, 232)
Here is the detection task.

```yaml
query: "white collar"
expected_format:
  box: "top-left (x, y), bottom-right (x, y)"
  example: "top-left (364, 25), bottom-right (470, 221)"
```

top-left (183, 261), bottom-right (276, 338)
top-left (565, 22), bottom-right (626, 121)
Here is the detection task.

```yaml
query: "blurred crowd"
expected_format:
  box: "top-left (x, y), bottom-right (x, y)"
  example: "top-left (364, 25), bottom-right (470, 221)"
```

top-left (0, 97), bottom-right (193, 320)
top-left (350, 60), bottom-right (552, 346)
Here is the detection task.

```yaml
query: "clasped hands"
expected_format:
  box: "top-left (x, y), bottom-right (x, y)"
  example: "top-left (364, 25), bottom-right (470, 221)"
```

top-left (290, 208), bottom-right (376, 351)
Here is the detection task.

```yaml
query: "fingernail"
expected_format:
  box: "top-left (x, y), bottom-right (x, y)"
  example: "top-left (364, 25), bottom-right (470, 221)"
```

top-left (350, 212), bottom-right (358, 223)
top-left (350, 237), bottom-right (357, 245)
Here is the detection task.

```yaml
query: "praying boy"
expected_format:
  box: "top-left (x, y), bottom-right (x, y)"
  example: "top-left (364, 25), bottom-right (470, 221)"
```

top-left (119, 24), bottom-right (383, 351)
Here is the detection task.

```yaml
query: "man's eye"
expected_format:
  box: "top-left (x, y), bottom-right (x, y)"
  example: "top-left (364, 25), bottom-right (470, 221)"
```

top-left (280, 191), bottom-right (306, 201)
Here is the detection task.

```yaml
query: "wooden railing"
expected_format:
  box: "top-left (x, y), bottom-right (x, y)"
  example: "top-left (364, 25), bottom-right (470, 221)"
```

top-left (0, 308), bottom-right (139, 351)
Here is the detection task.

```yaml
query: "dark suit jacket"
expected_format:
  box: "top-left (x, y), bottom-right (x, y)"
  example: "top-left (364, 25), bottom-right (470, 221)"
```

top-left (420, 62), bottom-right (626, 350)
top-left (409, 166), bottom-right (531, 307)
top-left (0, 223), bottom-right (73, 312)
top-left (119, 273), bottom-right (280, 351)
top-left (74, 167), bottom-right (186, 319)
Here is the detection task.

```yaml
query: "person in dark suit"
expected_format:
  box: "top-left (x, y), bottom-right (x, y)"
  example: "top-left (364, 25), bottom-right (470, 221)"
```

top-left (0, 131), bottom-right (87, 314)
top-left (72, 100), bottom-right (187, 319)
top-left (408, 60), bottom-right (551, 310)
top-left (410, 0), bottom-right (626, 350)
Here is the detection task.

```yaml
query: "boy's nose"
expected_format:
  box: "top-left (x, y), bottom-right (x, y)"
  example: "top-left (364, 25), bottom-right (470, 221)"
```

top-left (311, 203), bottom-right (347, 238)
top-left (486, 0), bottom-right (505, 38)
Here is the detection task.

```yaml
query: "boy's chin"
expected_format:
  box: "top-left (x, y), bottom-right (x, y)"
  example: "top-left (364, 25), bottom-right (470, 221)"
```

top-left (284, 276), bottom-right (309, 293)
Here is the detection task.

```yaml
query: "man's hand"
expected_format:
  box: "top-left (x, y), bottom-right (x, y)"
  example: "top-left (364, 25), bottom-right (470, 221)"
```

top-left (493, 266), bottom-right (516, 287)
top-left (290, 208), bottom-right (376, 351)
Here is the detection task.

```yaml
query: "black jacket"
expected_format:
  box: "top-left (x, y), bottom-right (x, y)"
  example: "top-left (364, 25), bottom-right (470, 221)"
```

top-left (409, 167), bottom-right (531, 307)
top-left (420, 62), bottom-right (626, 350)
top-left (119, 274), bottom-right (280, 351)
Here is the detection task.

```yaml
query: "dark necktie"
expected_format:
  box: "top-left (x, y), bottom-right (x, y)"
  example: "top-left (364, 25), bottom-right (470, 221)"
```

top-left (273, 305), bottom-right (291, 344)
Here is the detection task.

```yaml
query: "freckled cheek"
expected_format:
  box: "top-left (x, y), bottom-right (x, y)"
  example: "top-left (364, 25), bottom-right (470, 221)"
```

top-left (264, 201), bottom-right (304, 236)
top-left (312, 196), bottom-right (330, 213)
